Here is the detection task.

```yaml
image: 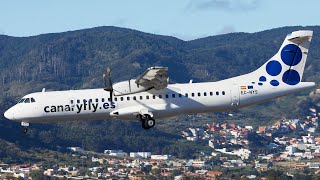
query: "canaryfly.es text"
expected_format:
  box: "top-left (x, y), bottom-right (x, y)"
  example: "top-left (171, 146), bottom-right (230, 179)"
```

top-left (44, 102), bottom-right (116, 114)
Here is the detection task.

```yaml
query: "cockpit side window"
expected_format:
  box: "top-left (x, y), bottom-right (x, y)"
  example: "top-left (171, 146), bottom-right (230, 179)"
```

top-left (24, 98), bottom-right (31, 103)
top-left (31, 98), bottom-right (36, 103)
top-left (18, 98), bottom-right (26, 103)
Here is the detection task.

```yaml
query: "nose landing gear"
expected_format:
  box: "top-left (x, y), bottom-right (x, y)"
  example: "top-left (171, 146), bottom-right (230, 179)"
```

top-left (21, 122), bottom-right (29, 134)
top-left (140, 114), bottom-right (155, 130)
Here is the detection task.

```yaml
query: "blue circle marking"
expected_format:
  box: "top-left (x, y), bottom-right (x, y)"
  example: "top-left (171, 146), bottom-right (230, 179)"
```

top-left (258, 82), bottom-right (263, 86)
top-left (270, 80), bottom-right (279, 86)
top-left (281, 44), bottom-right (302, 66)
top-left (259, 76), bottom-right (267, 82)
top-left (282, 70), bottom-right (300, 85)
top-left (266, 60), bottom-right (282, 76)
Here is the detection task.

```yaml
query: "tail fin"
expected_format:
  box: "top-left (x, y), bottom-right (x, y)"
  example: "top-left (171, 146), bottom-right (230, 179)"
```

top-left (253, 30), bottom-right (313, 86)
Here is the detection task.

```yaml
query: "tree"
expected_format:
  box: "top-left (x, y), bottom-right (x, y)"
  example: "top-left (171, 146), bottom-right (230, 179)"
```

top-left (141, 165), bottom-right (152, 174)
top-left (29, 170), bottom-right (46, 180)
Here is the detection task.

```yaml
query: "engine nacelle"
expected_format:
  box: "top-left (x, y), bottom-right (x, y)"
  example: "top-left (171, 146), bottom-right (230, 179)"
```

top-left (113, 79), bottom-right (151, 96)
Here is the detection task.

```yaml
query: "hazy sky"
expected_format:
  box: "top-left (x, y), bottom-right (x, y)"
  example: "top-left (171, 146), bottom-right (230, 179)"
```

top-left (0, 0), bottom-right (319, 40)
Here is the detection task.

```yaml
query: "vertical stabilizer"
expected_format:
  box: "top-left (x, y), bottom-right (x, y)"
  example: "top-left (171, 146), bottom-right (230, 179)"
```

top-left (251, 30), bottom-right (313, 86)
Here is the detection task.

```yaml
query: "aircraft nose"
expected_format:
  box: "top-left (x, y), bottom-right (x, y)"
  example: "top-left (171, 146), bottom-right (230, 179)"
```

top-left (4, 109), bottom-right (15, 120)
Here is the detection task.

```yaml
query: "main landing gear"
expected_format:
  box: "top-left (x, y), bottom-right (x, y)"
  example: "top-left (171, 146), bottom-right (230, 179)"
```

top-left (21, 122), bottom-right (29, 134)
top-left (140, 114), bottom-right (155, 130)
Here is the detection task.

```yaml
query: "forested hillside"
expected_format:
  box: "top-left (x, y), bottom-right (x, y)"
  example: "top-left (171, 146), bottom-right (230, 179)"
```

top-left (0, 26), bottom-right (320, 160)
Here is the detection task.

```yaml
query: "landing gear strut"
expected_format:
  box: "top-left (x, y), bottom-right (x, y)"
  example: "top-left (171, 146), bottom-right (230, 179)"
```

top-left (140, 114), bottom-right (155, 130)
top-left (21, 122), bottom-right (29, 134)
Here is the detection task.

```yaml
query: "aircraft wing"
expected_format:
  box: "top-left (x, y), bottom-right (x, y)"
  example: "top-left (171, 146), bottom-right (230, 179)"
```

top-left (135, 66), bottom-right (169, 90)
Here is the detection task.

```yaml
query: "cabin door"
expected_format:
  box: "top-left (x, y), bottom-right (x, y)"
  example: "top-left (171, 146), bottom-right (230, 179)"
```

top-left (230, 84), bottom-right (240, 106)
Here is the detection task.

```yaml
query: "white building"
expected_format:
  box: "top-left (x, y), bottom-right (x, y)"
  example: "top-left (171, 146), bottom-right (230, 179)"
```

top-left (104, 150), bottom-right (124, 154)
top-left (215, 148), bottom-right (251, 160)
top-left (192, 161), bottom-right (208, 168)
top-left (151, 155), bottom-right (172, 160)
top-left (308, 163), bottom-right (320, 169)
top-left (189, 128), bottom-right (204, 137)
top-left (286, 146), bottom-right (297, 155)
top-left (186, 136), bottom-right (198, 141)
top-left (67, 147), bottom-right (84, 152)
top-left (109, 152), bottom-right (128, 157)
top-left (130, 152), bottom-right (151, 159)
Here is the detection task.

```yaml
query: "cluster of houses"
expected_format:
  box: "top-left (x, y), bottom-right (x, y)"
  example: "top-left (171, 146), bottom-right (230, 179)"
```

top-left (0, 152), bottom-right (224, 179)
top-left (182, 123), bottom-right (253, 160)
top-left (180, 105), bottom-right (320, 173)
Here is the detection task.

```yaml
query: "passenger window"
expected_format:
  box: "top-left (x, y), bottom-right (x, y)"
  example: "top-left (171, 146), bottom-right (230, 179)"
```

top-left (121, 97), bottom-right (124, 101)
top-left (166, 94), bottom-right (169, 98)
top-left (77, 100), bottom-right (80, 103)
top-left (96, 98), bottom-right (99, 102)
top-left (140, 96), bottom-right (143, 100)
top-left (133, 96), bottom-right (136, 100)
top-left (204, 92), bottom-right (207, 96)
top-left (31, 98), bottom-right (36, 103)
top-left (192, 93), bottom-right (195, 97)
top-left (198, 93), bottom-right (201, 97)
top-left (179, 94), bottom-right (182, 98)
top-left (83, 99), bottom-right (87, 103)
top-left (153, 95), bottom-right (156, 99)
top-left (172, 94), bottom-right (175, 98)
top-left (185, 93), bottom-right (188, 97)
top-left (216, 92), bottom-right (219, 95)
top-left (70, 100), bottom-right (74, 104)
top-left (108, 98), bottom-right (111, 101)
top-left (210, 92), bottom-right (213, 96)
top-left (159, 95), bottom-right (162, 99)
top-left (25, 98), bottom-right (31, 103)
top-left (89, 99), bottom-right (92, 103)
top-left (146, 96), bottom-right (149, 100)
top-left (102, 98), bottom-right (105, 102)
top-left (114, 97), bottom-right (117, 101)
top-left (127, 97), bottom-right (130, 101)
top-left (222, 91), bottom-right (225, 95)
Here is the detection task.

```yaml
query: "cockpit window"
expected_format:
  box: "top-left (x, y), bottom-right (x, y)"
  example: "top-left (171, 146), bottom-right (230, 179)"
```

top-left (18, 98), bottom-right (26, 103)
top-left (18, 97), bottom-right (36, 104)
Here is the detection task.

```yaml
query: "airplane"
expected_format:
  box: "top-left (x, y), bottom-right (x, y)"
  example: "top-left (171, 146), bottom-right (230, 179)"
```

top-left (4, 30), bottom-right (315, 133)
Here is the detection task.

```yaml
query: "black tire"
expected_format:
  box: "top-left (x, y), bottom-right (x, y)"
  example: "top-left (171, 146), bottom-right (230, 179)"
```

top-left (142, 121), bottom-right (149, 130)
top-left (142, 118), bottom-right (155, 130)
top-left (22, 127), bottom-right (28, 134)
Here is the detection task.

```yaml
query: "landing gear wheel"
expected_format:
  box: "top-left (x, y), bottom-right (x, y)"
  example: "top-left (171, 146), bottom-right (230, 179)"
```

top-left (140, 114), bottom-right (155, 130)
top-left (143, 119), bottom-right (155, 129)
top-left (22, 127), bottom-right (28, 134)
top-left (21, 122), bottom-right (29, 134)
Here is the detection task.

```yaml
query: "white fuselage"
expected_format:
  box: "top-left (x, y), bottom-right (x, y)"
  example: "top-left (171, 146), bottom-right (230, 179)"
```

top-left (4, 78), bottom-right (315, 124)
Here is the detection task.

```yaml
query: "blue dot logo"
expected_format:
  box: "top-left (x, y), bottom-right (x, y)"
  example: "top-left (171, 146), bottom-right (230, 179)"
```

top-left (282, 70), bottom-right (300, 85)
top-left (259, 76), bottom-right (267, 82)
top-left (281, 44), bottom-right (302, 66)
top-left (270, 80), bottom-right (279, 86)
top-left (266, 60), bottom-right (282, 76)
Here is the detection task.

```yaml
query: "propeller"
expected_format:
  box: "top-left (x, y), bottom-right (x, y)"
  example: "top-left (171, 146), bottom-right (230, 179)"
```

top-left (103, 67), bottom-right (113, 102)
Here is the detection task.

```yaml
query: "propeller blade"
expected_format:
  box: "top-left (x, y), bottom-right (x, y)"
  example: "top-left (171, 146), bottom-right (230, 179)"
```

top-left (103, 67), bottom-right (114, 103)
top-left (103, 73), bottom-right (107, 87)
top-left (107, 67), bottom-right (111, 76)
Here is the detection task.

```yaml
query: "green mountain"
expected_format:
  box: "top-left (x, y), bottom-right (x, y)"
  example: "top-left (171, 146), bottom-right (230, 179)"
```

top-left (0, 26), bottom-right (320, 161)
